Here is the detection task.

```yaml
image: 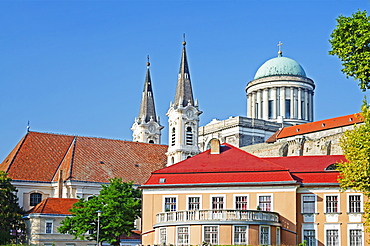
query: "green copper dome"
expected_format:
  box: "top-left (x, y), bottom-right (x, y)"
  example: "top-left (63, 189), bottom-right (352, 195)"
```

top-left (254, 55), bottom-right (306, 80)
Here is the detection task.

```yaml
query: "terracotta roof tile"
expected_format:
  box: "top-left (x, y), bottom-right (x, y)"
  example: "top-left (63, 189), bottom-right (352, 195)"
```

top-left (266, 113), bottom-right (363, 143)
top-left (71, 137), bottom-right (167, 184)
top-left (27, 198), bottom-right (78, 215)
top-left (1, 132), bottom-right (75, 181)
top-left (2, 131), bottom-right (168, 184)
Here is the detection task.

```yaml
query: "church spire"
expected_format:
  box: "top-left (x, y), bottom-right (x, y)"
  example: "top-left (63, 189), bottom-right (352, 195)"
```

top-left (174, 34), bottom-right (195, 107)
top-left (166, 36), bottom-right (202, 166)
top-left (132, 56), bottom-right (163, 144)
top-left (138, 56), bottom-right (157, 123)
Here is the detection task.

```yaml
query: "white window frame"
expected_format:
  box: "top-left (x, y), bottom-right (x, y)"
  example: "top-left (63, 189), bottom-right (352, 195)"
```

top-left (324, 224), bottom-right (340, 246)
top-left (177, 226), bottom-right (190, 246)
top-left (158, 227), bottom-right (167, 245)
top-left (186, 195), bottom-right (202, 210)
top-left (210, 195), bottom-right (226, 210)
top-left (301, 223), bottom-right (318, 246)
top-left (301, 194), bottom-right (317, 214)
top-left (234, 194), bottom-right (249, 210)
top-left (259, 225), bottom-right (270, 245)
top-left (257, 194), bottom-right (273, 211)
top-left (45, 219), bottom-right (53, 234)
top-left (276, 227), bottom-right (281, 245)
top-left (202, 225), bottom-right (219, 245)
top-left (347, 193), bottom-right (363, 213)
top-left (163, 195), bottom-right (178, 212)
top-left (347, 223), bottom-right (364, 246)
top-left (324, 194), bottom-right (340, 213)
top-left (233, 225), bottom-right (248, 245)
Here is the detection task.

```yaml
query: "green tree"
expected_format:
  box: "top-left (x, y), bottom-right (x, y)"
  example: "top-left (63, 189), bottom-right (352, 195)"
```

top-left (329, 10), bottom-right (370, 91)
top-left (58, 178), bottom-right (141, 246)
top-left (0, 171), bottom-right (25, 244)
top-left (337, 100), bottom-right (370, 230)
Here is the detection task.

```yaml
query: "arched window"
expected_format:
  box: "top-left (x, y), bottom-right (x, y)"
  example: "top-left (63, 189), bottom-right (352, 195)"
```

top-left (325, 164), bottom-right (337, 171)
top-left (171, 128), bottom-right (176, 146)
top-left (30, 192), bottom-right (42, 206)
top-left (149, 140), bottom-right (154, 144)
top-left (171, 157), bottom-right (175, 165)
top-left (186, 127), bottom-right (193, 145)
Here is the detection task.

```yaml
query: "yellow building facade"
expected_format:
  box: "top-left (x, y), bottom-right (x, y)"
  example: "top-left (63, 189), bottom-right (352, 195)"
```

top-left (141, 140), bottom-right (367, 246)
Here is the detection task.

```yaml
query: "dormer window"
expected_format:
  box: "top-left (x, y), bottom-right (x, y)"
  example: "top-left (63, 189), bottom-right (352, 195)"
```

top-left (30, 192), bottom-right (42, 206)
top-left (325, 163), bottom-right (338, 171)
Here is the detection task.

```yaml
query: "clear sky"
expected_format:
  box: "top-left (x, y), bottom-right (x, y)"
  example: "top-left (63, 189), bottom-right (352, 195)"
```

top-left (1, 0), bottom-right (370, 161)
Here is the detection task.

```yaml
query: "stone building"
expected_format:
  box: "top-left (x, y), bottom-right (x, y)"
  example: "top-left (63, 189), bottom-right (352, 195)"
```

top-left (241, 113), bottom-right (363, 157)
top-left (246, 49), bottom-right (315, 125)
top-left (199, 48), bottom-right (313, 150)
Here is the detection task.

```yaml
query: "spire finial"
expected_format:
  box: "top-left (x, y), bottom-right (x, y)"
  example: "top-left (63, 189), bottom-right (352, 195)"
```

top-left (277, 41), bottom-right (283, 57)
top-left (182, 33), bottom-right (186, 46)
top-left (27, 120), bottom-right (30, 132)
top-left (146, 55), bottom-right (150, 67)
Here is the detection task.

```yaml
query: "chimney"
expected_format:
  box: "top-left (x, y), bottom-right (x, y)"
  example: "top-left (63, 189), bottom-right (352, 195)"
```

top-left (210, 139), bottom-right (221, 154)
top-left (58, 170), bottom-right (63, 198)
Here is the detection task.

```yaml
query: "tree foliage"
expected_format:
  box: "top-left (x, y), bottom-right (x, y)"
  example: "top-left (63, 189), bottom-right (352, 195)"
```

top-left (329, 10), bottom-right (370, 91)
top-left (58, 178), bottom-right (141, 246)
top-left (337, 100), bottom-right (370, 229)
top-left (0, 171), bottom-right (25, 244)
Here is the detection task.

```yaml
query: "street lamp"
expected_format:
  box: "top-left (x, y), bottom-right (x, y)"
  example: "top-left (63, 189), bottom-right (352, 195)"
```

top-left (96, 210), bottom-right (102, 246)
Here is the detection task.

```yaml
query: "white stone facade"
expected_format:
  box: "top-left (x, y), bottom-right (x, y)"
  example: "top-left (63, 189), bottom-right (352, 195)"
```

top-left (246, 75), bottom-right (315, 125)
top-left (166, 103), bottom-right (202, 165)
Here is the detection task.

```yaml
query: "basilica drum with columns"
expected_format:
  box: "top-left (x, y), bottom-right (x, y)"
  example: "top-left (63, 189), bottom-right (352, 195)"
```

top-left (246, 50), bottom-right (315, 125)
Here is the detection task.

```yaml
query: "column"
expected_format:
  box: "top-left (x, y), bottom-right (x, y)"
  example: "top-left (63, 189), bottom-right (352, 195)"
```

top-left (257, 90), bottom-right (262, 119)
top-left (263, 88), bottom-right (269, 120)
top-left (272, 87), bottom-right (277, 119)
top-left (298, 88), bottom-right (302, 120)
top-left (280, 87), bottom-right (286, 119)
top-left (309, 90), bottom-right (314, 122)
top-left (290, 87), bottom-right (294, 119)
top-left (304, 89), bottom-right (309, 121)
top-left (251, 92), bottom-right (256, 118)
top-left (247, 93), bottom-right (252, 118)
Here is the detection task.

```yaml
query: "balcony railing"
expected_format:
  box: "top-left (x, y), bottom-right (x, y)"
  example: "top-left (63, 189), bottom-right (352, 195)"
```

top-left (156, 209), bottom-right (279, 224)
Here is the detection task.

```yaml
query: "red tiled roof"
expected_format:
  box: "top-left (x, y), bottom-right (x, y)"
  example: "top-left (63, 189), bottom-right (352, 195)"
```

top-left (154, 144), bottom-right (288, 173)
top-left (0, 132), bottom-right (75, 181)
top-left (145, 144), bottom-right (296, 186)
top-left (1, 131), bottom-right (168, 184)
top-left (27, 198), bottom-right (78, 215)
top-left (266, 113), bottom-right (363, 143)
top-left (291, 172), bottom-right (339, 184)
top-left (262, 155), bottom-right (347, 172)
top-left (143, 144), bottom-right (345, 187)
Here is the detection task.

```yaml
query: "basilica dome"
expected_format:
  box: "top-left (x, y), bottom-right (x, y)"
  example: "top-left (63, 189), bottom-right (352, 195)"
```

top-left (254, 54), bottom-right (306, 80)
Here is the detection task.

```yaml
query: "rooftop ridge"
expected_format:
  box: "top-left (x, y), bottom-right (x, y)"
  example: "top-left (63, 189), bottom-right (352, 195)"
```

top-left (28, 131), bottom-right (168, 147)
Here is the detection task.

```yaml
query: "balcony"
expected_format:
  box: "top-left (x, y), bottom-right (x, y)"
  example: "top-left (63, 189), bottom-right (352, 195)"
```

top-left (155, 209), bottom-right (280, 227)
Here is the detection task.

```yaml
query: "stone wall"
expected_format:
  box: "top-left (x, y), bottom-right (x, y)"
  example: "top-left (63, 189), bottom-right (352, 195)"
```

top-left (241, 124), bottom-right (357, 157)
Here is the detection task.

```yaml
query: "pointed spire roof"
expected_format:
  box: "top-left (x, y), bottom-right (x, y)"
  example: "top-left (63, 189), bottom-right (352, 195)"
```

top-left (174, 37), bottom-right (194, 107)
top-left (138, 56), bottom-right (157, 123)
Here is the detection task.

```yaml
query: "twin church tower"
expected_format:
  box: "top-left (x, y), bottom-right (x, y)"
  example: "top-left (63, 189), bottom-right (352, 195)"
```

top-left (131, 40), bottom-right (202, 166)
top-left (132, 39), bottom-right (315, 166)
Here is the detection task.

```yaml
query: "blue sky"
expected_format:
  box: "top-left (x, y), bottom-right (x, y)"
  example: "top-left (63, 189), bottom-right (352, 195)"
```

top-left (1, 0), bottom-right (369, 161)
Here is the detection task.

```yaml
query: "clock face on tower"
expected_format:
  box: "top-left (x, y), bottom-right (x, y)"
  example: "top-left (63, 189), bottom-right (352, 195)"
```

top-left (149, 125), bottom-right (155, 133)
top-left (186, 109), bottom-right (194, 118)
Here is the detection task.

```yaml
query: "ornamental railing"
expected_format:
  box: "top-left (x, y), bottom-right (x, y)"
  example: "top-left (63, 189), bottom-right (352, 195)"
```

top-left (156, 209), bottom-right (279, 224)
